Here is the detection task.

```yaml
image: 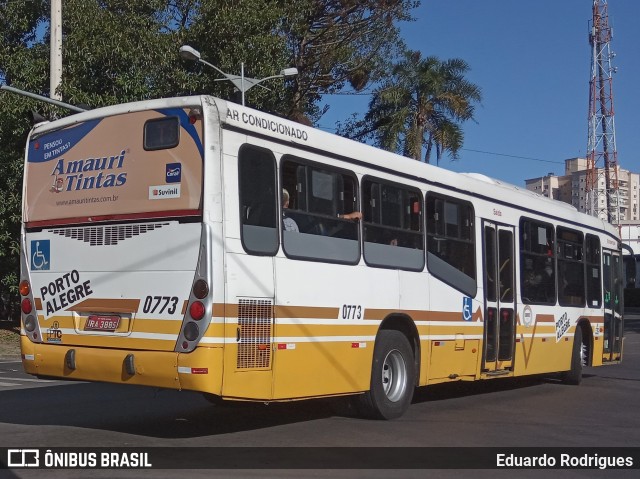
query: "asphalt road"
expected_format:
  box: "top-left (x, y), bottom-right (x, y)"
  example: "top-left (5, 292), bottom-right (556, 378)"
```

top-left (1, 322), bottom-right (639, 479)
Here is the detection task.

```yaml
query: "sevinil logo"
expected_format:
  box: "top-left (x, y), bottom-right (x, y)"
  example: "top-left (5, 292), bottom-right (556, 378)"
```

top-left (149, 184), bottom-right (181, 200)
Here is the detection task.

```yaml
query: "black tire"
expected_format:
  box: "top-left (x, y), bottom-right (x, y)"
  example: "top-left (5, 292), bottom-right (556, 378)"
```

top-left (562, 327), bottom-right (584, 385)
top-left (356, 330), bottom-right (415, 420)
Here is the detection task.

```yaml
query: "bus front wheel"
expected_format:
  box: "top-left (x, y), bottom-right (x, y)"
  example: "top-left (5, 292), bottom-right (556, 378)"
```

top-left (356, 330), bottom-right (415, 420)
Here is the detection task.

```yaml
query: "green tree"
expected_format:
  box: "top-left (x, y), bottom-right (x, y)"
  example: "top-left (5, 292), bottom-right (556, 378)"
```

top-left (340, 50), bottom-right (482, 163)
top-left (0, 0), bottom-right (49, 320)
top-left (182, 0), bottom-right (291, 113)
top-left (60, 0), bottom-right (217, 107)
top-left (282, 0), bottom-right (418, 124)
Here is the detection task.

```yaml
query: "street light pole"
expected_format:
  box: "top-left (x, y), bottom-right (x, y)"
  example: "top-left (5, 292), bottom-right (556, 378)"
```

top-left (241, 62), bottom-right (245, 107)
top-left (179, 46), bottom-right (297, 106)
top-left (50, 0), bottom-right (62, 100)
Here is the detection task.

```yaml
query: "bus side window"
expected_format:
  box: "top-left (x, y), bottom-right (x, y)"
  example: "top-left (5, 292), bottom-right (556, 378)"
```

top-left (586, 234), bottom-right (602, 308)
top-left (557, 227), bottom-right (585, 307)
top-left (238, 145), bottom-right (278, 255)
top-left (362, 176), bottom-right (424, 271)
top-left (426, 193), bottom-right (476, 297)
top-left (520, 218), bottom-right (555, 305)
top-left (280, 155), bottom-right (360, 265)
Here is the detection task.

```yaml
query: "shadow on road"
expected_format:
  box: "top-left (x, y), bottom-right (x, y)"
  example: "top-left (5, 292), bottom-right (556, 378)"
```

top-left (0, 379), bottom-right (349, 439)
top-left (0, 371), bottom-right (558, 439)
top-left (0, 325), bottom-right (635, 440)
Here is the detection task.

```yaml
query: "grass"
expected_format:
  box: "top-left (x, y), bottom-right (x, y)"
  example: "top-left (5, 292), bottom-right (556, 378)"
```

top-left (0, 321), bottom-right (21, 357)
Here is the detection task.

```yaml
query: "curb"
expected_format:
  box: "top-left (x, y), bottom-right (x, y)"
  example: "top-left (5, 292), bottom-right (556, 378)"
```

top-left (0, 355), bottom-right (21, 362)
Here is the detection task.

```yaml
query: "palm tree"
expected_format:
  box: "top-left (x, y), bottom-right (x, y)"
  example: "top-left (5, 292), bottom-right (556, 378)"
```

top-left (344, 50), bottom-right (481, 164)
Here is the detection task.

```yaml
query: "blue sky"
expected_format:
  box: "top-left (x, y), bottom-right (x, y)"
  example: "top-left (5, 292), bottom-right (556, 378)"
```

top-left (320, 0), bottom-right (640, 187)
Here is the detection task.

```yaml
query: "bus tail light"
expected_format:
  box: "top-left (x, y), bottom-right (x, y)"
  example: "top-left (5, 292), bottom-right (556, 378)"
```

top-left (176, 225), bottom-right (212, 353)
top-left (19, 280), bottom-right (31, 296)
top-left (189, 301), bottom-right (205, 320)
top-left (21, 298), bottom-right (33, 314)
top-left (193, 279), bottom-right (209, 299)
top-left (184, 322), bottom-right (199, 341)
top-left (24, 315), bottom-right (37, 332)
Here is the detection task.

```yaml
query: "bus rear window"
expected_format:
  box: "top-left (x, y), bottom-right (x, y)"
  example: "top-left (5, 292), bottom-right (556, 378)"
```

top-left (144, 117), bottom-right (180, 150)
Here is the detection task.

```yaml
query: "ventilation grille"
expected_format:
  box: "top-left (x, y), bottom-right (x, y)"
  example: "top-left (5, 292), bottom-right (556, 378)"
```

top-left (237, 299), bottom-right (273, 369)
top-left (50, 223), bottom-right (170, 246)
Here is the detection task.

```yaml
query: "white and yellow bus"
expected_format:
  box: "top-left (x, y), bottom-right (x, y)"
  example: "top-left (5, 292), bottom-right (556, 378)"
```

top-left (18, 96), bottom-right (623, 419)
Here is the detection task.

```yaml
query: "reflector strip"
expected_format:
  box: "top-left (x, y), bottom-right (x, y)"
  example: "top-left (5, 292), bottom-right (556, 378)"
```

top-left (351, 342), bottom-right (367, 348)
top-left (177, 367), bottom-right (209, 374)
top-left (277, 343), bottom-right (296, 350)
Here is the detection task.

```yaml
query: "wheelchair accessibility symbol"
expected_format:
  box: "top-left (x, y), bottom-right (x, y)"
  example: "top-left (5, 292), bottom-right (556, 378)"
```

top-left (31, 240), bottom-right (50, 270)
top-left (462, 296), bottom-right (473, 321)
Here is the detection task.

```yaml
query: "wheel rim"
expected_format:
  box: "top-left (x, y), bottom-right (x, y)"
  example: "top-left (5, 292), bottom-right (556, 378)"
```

top-left (381, 349), bottom-right (408, 402)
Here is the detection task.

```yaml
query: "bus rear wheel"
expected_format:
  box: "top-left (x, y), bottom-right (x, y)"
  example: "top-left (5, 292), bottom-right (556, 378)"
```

top-left (356, 330), bottom-right (415, 420)
top-left (562, 327), bottom-right (585, 385)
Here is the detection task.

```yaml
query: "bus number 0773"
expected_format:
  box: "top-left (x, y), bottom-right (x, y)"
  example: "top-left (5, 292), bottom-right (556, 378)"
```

top-left (142, 296), bottom-right (179, 315)
top-left (341, 304), bottom-right (363, 320)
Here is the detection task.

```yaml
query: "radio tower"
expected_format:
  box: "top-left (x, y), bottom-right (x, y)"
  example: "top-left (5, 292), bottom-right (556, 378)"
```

top-left (586, 0), bottom-right (619, 223)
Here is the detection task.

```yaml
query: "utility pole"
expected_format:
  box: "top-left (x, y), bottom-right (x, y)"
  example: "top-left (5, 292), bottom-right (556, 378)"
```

top-left (50, 0), bottom-right (62, 100)
top-left (586, 0), bottom-right (619, 224)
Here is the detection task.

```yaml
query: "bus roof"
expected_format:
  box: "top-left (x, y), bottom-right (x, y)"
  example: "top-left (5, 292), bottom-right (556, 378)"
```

top-left (27, 94), bottom-right (617, 239)
top-left (213, 97), bottom-right (615, 238)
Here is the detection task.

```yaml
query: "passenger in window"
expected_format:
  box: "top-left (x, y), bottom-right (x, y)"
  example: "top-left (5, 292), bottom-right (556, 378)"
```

top-left (525, 258), bottom-right (554, 302)
top-left (282, 189), bottom-right (299, 232)
top-left (331, 210), bottom-right (361, 239)
top-left (381, 230), bottom-right (398, 246)
top-left (337, 211), bottom-right (362, 221)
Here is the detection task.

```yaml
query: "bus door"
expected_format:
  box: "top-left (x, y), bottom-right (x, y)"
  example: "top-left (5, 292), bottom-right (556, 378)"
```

top-left (603, 250), bottom-right (623, 362)
top-left (482, 222), bottom-right (516, 373)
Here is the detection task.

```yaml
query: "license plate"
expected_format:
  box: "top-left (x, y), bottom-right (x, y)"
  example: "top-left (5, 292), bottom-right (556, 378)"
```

top-left (85, 315), bottom-right (121, 332)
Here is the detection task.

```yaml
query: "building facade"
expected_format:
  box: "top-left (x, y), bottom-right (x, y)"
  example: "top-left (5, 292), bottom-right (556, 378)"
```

top-left (525, 158), bottom-right (640, 223)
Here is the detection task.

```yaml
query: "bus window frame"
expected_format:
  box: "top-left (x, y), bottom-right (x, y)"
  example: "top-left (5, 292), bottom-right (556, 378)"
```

top-left (280, 154), bottom-right (361, 265)
top-left (238, 144), bottom-right (279, 256)
top-left (519, 217), bottom-right (556, 306)
top-left (361, 175), bottom-right (425, 272)
top-left (556, 226), bottom-right (586, 308)
top-left (425, 192), bottom-right (477, 297)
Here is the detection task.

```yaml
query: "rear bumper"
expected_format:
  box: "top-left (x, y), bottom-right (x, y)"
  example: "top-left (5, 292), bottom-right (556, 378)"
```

top-left (20, 335), bottom-right (223, 394)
